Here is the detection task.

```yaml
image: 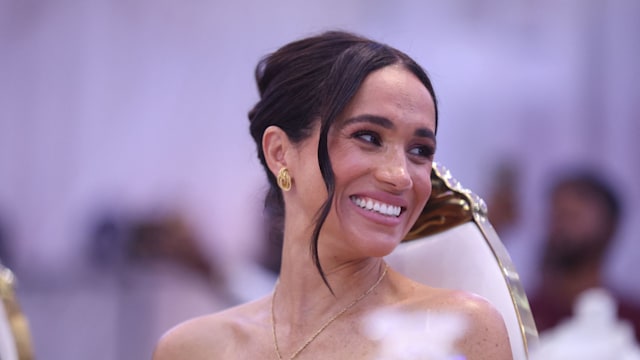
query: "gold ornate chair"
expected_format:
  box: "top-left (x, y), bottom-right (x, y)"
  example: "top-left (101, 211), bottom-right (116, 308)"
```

top-left (0, 264), bottom-right (33, 360)
top-left (385, 162), bottom-right (539, 359)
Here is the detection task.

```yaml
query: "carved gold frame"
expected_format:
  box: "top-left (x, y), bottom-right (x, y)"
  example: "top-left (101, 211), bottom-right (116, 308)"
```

top-left (0, 265), bottom-right (33, 360)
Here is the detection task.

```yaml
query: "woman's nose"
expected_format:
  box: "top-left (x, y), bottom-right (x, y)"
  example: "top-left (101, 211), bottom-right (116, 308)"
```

top-left (375, 149), bottom-right (412, 191)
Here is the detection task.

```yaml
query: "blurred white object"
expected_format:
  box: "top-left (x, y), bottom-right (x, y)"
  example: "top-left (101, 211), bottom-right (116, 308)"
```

top-left (530, 288), bottom-right (640, 360)
top-left (364, 308), bottom-right (467, 360)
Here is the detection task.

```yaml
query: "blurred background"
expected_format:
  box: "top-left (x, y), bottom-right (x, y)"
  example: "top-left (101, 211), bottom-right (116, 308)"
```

top-left (0, 0), bottom-right (638, 359)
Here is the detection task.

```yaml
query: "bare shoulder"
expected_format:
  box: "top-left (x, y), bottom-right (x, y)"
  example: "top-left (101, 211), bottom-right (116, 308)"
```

top-left (429, 288), bottom-right (513, 360)
top-left (385, 273), bottom-right (512, 359)
top-left (152, 297), bottom-right (270, 360)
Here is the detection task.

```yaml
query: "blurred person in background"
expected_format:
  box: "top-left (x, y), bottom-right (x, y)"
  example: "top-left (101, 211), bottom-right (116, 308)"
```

top-left (528, 170), bottom-right (640, 341)
top-left (90, 210), bottom-right (230, 293)
top-left (86, 209), bottom-right (238, 359)
top-left (487, 161), bottom-right (521, 238)
top-left (0, 212), bottom-right (13, 269)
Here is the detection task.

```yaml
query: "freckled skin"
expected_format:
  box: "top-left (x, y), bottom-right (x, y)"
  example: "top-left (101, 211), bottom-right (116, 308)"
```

top-left (153, 273), bottom-right (512, 360)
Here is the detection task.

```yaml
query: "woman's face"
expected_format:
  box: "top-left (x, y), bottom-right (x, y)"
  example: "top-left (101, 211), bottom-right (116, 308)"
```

top-left (290, 64), bottom-right (436, 259)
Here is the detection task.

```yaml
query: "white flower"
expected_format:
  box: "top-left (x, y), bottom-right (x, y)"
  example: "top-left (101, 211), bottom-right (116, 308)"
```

top-left (363, 307), bottom-right (467, 360)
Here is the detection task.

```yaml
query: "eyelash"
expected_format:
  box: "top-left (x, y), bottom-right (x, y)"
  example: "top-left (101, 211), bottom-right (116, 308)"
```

top-left (352, 130), bottom-right (381, 146)
top-left (351, 130), bottom-right (434, 160)
top-left (409, 145), bottom-right (435, 159)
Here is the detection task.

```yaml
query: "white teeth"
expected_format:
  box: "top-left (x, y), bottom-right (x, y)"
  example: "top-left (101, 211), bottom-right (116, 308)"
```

top-left (351, 196), bottom-right (401, 217)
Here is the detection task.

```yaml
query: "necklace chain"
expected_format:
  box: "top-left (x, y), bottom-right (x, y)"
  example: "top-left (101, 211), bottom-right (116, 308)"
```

top-left (270, 264), bottom-right (388, 360)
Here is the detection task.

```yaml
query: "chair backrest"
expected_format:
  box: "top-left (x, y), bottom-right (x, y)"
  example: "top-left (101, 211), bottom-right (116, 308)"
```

top-left (385, 162), bottom-right (538, 359)
top-left (0, 264), bottom-right (33, 360)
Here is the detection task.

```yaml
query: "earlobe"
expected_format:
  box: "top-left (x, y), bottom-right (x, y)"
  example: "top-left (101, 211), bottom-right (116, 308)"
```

top-left (262, 125), bottom-right (290, 177)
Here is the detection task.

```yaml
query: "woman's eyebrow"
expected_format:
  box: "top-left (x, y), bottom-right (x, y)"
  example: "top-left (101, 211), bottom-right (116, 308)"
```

top-left (341, 114), bottom-right (436, 142)
top-left (340, 114), bottom-right (394, 129)
top-left (414, 128), bottom-right (436, 141)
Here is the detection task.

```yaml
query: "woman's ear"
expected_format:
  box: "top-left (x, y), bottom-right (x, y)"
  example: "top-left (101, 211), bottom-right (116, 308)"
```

top-left (262, 126), bottom-right (290, 176)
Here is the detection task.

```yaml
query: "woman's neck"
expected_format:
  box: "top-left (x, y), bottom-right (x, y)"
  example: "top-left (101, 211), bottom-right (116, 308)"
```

top-left (276, 248), bottom-right (386, 321)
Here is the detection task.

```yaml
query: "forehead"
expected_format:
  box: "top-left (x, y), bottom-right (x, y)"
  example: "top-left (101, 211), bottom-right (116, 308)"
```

top-left (338, 65), bottom-right (436, 130)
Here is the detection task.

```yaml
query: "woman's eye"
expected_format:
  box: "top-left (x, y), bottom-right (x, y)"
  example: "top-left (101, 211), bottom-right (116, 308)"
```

top-left (409, 145), bottom-right (435, 159)
top-left (352, 131), bottom-right (381, 146)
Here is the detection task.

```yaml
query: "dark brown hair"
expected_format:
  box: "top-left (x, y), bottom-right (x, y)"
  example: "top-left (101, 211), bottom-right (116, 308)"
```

top-left (248, 31), bottom-right (438, 289)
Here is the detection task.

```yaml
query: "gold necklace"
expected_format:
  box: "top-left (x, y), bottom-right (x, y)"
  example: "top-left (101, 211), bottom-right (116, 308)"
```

top-left (270, 264), bottom-right (388, 360)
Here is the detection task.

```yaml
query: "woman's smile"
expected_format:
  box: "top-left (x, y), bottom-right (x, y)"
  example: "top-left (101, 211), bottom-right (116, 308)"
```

top-left (350, 195), bottom-right (404, 217)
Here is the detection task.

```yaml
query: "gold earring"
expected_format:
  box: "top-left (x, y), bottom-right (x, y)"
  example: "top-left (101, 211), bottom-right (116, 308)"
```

top-left (277, 167), bottom-right (292, 191)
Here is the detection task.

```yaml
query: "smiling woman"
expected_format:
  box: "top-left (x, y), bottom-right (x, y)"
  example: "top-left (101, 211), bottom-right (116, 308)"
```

top-left (152, 31), bottom-right (512, 360)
